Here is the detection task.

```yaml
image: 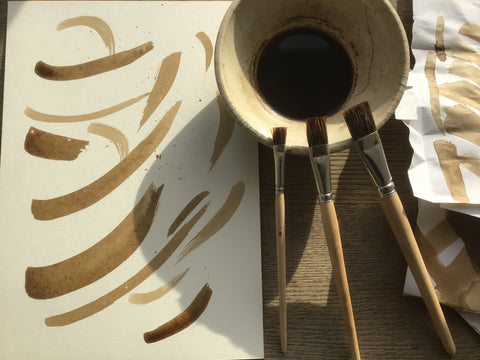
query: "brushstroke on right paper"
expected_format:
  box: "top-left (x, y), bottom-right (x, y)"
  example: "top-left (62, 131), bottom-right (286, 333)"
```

top-left (396, 0), bottom-right (480, 207)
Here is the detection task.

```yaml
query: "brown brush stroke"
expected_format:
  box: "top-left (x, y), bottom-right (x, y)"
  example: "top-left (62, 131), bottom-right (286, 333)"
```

top-left (444, 104), bottom-right (480, 146)
top-left (24, 93), bottom-right (149, 123)
top-left (458, 153), bottom-right (480, 178)
top-left (435, 16), bottom-right (447, 61)
top-left (425, 52), bottom-right (445, 134)
top-left (168, 191), bottom-right (209, 237)
top-left (447, 210), bottom-right (480, 273)
top-left (449, 61), bottom-right (480, 86)
top-left (24, 127), bottom-right (88, 161)
top-left (31, 101), bottom-right (181, 220)
top-left (209, 94), bottom-right (235, 172)
top-left (35, 41), bottom-right (153, 81)
top-left (416, 223), bottom-right (480, 312)
top-left (439, 81), bottom-right (480, 112)
top-left (459, 21), bottom-right (480, 43)
top-left (129, 269), bottom-right (189, 304)
top-left (26, 184), bottom-right (163, 300)
top-left (433, 140), bottom-right (480, 203)
top-left (433, 140), bottom-right (468, 202)
top-left (45, 202), bottom-right (209, 327)
top-left (88, 123), bottom-right (129, 159)
top-left (139, 52), bottom-right (181, 129)
top-left (448, 38), bottom-right (480, 67)
top-left (178, 181), bottom-right (245, 262)
top-left (195, 32), bottom-right (213, 71)
top-left (143, 283), bottom-right (212, 343)
top-left (57, 16), bottom-right (115, 55)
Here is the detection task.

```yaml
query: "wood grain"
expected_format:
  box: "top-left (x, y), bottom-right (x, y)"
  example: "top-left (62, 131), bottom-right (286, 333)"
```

top-left (1, 1), bottom-right (480, 359)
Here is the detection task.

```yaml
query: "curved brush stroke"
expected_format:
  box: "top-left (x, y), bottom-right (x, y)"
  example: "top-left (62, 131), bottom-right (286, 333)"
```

top-left (129, 268), bottom-right (189, 304)
top-left (45, 202), bottom-right (209, 326)
top-left (57, 16), bottom-right (115, 55)
top-left (439, 81), bottom-right (480, 112)
top-left (143, 283), bottom-right (212, 343)
top-left (449, 61), bottom-right (480, 86)
top-left (26, 184), bottom-right (163, 299)
top-left (178, 181), bottom-right (245, 262)
top-left (139, 52), bottom-right (181, 129)
top-left (168, 191), bottom-right (209, 236)
top-left (434, 140), bottom-right (480, 203)
top-left (35, 41), bottom-right (154, 81)
top-left (31, 101), bottom-right (181, 220)
top-left (459, 21), bottom-right (480, 43)
top-left (25, 93), bottom-right (149, 123)
top-left (195, 32), bottom-right (213, 71)
top-left (88, 123), bottom-right (129, 159)
top-left (447, 38), bottom-right (480, 67)
top-left (444, 104), bottom-right (480, 146)
top-left (24, 127), bottom-right (88, 161)
top-left (425, 51), bottom-right (445, 134)
top-left (209, 94), bottom-right (235, 172)
top-left (435, 16), bottom-right (446, 61)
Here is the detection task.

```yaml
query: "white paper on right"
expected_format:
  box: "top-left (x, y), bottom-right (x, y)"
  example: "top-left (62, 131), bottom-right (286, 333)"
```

top-left (396, 0), bottom-right (480, 205)
top-left (403, 199), bottom-right (480, 334)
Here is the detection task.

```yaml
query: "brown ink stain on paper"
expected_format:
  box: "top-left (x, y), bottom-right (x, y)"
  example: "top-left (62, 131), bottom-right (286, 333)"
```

top-left (25, 93), bottom-right (149, 123)
top-left (88, 123), bottom-right (129, 159)
top-left (444, 104), bottom-right (480, 146)
top-left (195, 32), bottom-right (213, 71)
top-left (35, 41), bottom-right (154, 81)
top-left (139, 52), bottom-right (181, 129)
top-left (433, 140), bottom-right (480, 203)
top-left (168, 191), bottom-right (209, 236)
top-left (459, 21), bottom-right (480, 43)
top-left (447, 38), bottom-right (480, 67)
top-left (209, 94), bottom-right (235, 172)
top-left (448, 61), bottom-right (480, 86)
top-left (143, 283), bottom-right (212, 343)
top-left (45, 202), bottom-right (209, 326)
top-left (31, 101), bottom-right (181, 220)
top-left (24, 127), bottom-right (89, 161)
top-left (57, 16), bottom-right (116, 55)
top-left (25, 184), bottom-right (163, 299)
top-left (447, 211), bottom-right (480, 273)
top-left (439, 81), bottom-right (480, 112)
top-left (416, 215), bottom-right (480, 312)
top-left (425, 52), bottom-right (445, 134)
top-left (178, 181), bottom-right (245, 261)
top-left (435, 16), bottom-right (447, 61)
top-left (129, 269), bottom-right (189, 304)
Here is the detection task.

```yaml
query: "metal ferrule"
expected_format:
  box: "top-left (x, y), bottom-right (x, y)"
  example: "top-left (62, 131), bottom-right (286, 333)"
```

top-left (273, 144), bottom-right (286, 194)
top-left (308, 144), bottom-right (333, 202)
top-left (355, 131), bottom-right (396, 198)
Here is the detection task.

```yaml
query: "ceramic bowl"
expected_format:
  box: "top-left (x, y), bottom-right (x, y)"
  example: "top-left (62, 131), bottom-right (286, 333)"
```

top-left (214, 0), bottom-right (410, 154)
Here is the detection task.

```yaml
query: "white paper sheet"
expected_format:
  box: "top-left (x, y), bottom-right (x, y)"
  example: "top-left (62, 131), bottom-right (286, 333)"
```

top-left (396, 0), bottom-right (480, 205)
top-left (0, 2), bottom-right (264, 359)
top-left (403, 199), bottom-right (480, 335)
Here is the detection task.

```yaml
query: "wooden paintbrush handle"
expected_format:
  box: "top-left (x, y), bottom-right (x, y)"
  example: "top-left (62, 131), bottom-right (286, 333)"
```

top-left (380, 192), bottom-right (456, 356)
top-left (275, 192), bottom-right (287, 353)
top-left (319, 201), bottom-right (361, 360)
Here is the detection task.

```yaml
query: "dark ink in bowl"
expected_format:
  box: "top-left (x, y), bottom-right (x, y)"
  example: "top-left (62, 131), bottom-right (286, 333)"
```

top-left (256, 28), bottom-right (353, 120)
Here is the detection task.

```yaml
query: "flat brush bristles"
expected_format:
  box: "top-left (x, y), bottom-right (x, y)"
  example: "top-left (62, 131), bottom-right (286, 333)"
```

top-left (272, 127), bottom-right (287, 146)
top-left (343, 101), bottom-right (377, 140)
top-left (306, 117), bottom-right (328, 147)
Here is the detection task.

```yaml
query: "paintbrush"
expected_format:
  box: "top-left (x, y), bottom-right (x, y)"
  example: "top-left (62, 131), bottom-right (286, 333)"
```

top-left (272, 126), bottom-right (287, 353)
top-left (343, 102), bottom-right (456, 356)
top-left (306, 117), bottom-right (361, 360)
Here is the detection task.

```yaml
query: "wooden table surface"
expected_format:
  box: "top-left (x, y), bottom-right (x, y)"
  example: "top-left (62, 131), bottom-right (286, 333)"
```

top-left (1, 1), bottom-right (480, 359)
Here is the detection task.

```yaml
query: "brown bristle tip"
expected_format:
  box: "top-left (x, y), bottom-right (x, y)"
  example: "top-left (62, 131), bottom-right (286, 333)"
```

top-left (272, 127), bottom-right (287, 145)
top-left (342, 102), bottom-right (377, 140)
top-left (305, 117), bottom-right (328, 147)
